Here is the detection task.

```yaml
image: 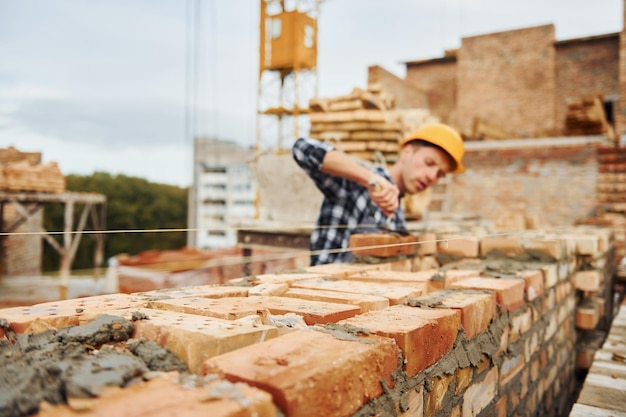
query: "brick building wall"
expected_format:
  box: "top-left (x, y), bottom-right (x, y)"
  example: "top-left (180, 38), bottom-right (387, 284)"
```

top-left (447, 139), bottom-right (600, 226)
top-left (404, 56), bottom-right (458, 124)
top-left (367, 65), bottom-right (429, 109)
top-left (457, 25), bottom-right (557, 138)
top-left (2, 204), bottom-right (42, 276)
top-left (555, 34), bottom-right (620, 133)
top-left (619, 4), bottom-right (626, 137)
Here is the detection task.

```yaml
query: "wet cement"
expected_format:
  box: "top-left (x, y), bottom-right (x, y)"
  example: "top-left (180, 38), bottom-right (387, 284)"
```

top-left (0, 314), bottom-right (188, 417)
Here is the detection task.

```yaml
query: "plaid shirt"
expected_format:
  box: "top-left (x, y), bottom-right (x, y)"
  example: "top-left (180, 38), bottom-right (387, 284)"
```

top-left (292, 137), bottom-right (406, 265)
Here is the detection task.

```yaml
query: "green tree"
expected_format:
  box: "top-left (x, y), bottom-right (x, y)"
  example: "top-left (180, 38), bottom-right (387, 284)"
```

top-left (42, 172), bottom-right (188, 271)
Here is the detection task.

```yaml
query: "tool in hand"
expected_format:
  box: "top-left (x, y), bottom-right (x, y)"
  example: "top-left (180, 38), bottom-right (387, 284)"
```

top-left (367, 177), bottom-right (396, 232)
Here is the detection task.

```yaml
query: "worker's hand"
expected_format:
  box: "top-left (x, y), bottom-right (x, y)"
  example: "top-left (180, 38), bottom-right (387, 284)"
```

top-left (368, 176), bottom-right (400, 217)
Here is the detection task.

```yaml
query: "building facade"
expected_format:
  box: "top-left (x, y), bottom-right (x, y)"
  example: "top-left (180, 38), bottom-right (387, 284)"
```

top-left (188, 138), bottom-right (256, 249)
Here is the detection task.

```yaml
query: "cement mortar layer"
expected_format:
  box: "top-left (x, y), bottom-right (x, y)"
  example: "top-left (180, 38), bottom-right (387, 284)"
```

top-left (0, 314), bottom-right (188, 417)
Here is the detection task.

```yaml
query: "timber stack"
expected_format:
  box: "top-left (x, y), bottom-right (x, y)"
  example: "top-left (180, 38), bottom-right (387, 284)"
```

top-left (309, 85), bottom-right (438, 163)
top-left (0, 146), bottom-right (66, 193)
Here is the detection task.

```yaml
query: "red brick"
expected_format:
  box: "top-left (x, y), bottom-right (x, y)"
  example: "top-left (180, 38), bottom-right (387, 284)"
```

top-left (248, 283), bottom-right (289, 296)
top-left (304, 263), bottom-right (382, 278)
top-left (417, 233), bottom-right (437, 256)
top-left (425, 374), bottom-right (453, 416)
top-left (398, 385), bottom-right (424, 417)
top-left (450, 277), bottom-right (526, 312)
top-left (516, 270), bottom-right (544, 301)
top-left (480, 237), bottom-right (524, 258)
top-left (428, 269), bottom-right (482, 291)
top-left (575, 304), bottom-right (600, 330)
top-left (573, 270), bottom-right (603, 292)
top-left (462, 367), bottom-right (498, 417)
top-left (134, 285), bottom-right (249, 299)
top-left (410, 290), bottom-right (496, 339)
top-left (84, 307), bottom-right (278, 374)
top-left (292, 278), bottom-right (424, 305)
top-left (437, 235), bottom-right (480, 258)
top-left (37, 372), bottom-right (276, 417)
top-left (520, 237), bottom-right (565, 260)
top-left (500, 354), bottom-right (524, 386)
top-left (0, 294), bottom-right (147, 333)
top-left (349, 233), bottom-right (407, 258)
top-left (283, 287), bottom-right (389, 313)
top-left (150, 296), bottom-right (360, 326)
top-left (345, 269), bottom-right (437, 286)
top-left (340, 305), bottom-right (460, 377)
top-left (203, 329), bottom-right (398, 417)
top-left (509, 307), bottom-right (532, 343)
top-left (253, 272), bottom-right (329, 285)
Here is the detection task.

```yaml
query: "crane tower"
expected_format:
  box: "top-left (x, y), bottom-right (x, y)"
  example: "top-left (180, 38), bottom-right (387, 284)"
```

top-left (257, 0), bottom-right (320, 153)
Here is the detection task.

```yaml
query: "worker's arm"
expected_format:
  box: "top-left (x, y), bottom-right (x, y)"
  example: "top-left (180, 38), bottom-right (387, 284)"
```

top-left (321, 149), bottom-right (400, 217)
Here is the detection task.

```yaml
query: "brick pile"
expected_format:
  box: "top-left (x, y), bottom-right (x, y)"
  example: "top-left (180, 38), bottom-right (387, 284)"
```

top-left (0, 147), bottom-right (66, 193)
top-left (0, 225), bottom-right (620, 416)
top-left (564, 96), bottom-right (613, 137)
top-left (308, 86), bottom-right (438, 163)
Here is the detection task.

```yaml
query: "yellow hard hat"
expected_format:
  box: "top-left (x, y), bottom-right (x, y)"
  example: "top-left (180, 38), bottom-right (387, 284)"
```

top-left (400, 123), bottom-right (465, 173)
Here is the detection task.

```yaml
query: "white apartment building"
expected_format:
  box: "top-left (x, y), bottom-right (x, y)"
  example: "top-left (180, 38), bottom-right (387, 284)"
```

top-left (188, 138), bottom-right (257, 249)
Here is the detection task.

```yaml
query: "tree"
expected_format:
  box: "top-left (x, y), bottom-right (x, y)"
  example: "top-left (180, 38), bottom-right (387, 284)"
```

top-left (42, 172), bottom-right (188, 271)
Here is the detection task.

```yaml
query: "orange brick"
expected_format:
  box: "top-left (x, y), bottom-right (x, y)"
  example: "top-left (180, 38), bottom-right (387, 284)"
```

top-left (417, 233), bottom-right (437, 256)
top-left (203, 329), bottom-right (398, 417)
top-left (151, 296), bottom-right (359, 326)
top-left (339, 305), bottom-right (460, 377)
top-left (0, 294), bottom-right (147, 333)
top-left (573, 270), bottom-right (603, 292)
top-left (248, 283), bottom-right (289, 296)
top-left (500, 355), bottom-right (524, 386)
top-left (86, 307), bottom-right (278, 374)
top-left (509, 307), bottom-right (532, 343)
top-left (344, 269), bottom-right (438, 286)
top-left (576, 304), bottom-right (600, 329)
top-left (480, 237), bottom-right (524, 258)
top-left (409, 290), bottom-right (496, 339)
top-left (283, 287), bottom-right (389, 313)
top-left (292, 278), bottom-right (424, 305)
top-left (437, 235), bottom-right (480, 258)
top-left (425, 374), bottom-right (453, 416)
top-left (304, 263), bottom-right (381, 278)
top-left (516, 270), bottom-right (544, 301)
top-left (428, 269), bottom-right (482, 291)
top-left (349, 233), bottom-right (406, 258)
top-left (37, 372), bottom-right (276, 417)
top-left (463, 367), bottom-right (498, 416)
top-left (520, 238), bottom-right (565, 260)
top-left (254, 272), bottom-right (329, 285)
top-left (455, 367), bottom-right (473, 394)
top-left (387, 258), bottom-right (413, 271)
top-left (398, 385), bottom-right (424, 417)
top-left (450, 277), bottom-right (525, 312)
top-left (134, 285), bottom-right (249, 299)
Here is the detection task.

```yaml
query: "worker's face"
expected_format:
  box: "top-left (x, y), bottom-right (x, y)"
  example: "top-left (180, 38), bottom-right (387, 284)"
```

top-left (399, 144), bottom-right (454, 194)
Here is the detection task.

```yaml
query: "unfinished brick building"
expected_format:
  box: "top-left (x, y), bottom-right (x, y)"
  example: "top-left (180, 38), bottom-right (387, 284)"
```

top-left (372, 23), bottom-right (622, 140)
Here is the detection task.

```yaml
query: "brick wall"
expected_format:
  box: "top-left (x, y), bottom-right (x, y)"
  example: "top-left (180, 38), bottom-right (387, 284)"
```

top-left (367, 65), bottom-right (429, 109)
top-left (405, 57), bottom-right (458, 125)
top-left (2, 203), bottom-right (41, 276)
top-left (457, 25), bottom-right (557, 138)
top-left (555, 34), bottom-right (620, 135)
top-left (447, 139), bottom-right (600, 227)
top-left (0, 224), bottom-right (615, 416)
top-left (618, 4), bottom-right (626, 137)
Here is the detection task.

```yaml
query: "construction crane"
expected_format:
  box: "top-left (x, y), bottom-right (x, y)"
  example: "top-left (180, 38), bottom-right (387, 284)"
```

top-left (256, 0), bottom-right (321, 153)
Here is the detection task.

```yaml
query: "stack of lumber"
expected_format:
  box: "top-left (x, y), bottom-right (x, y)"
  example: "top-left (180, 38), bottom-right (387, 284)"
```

top-left (565, 96), bottom-right (615, 140)
top-left (309, 85), bottom-right (438, 163)
top-left (0, 147), bottom-right (66, 193)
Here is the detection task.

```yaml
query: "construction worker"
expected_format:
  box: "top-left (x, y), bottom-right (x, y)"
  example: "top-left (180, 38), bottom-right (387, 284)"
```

top-left (292, 123), bottom-right (465, 265)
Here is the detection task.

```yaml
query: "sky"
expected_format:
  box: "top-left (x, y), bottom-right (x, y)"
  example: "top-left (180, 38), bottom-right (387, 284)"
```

top-left (0, 0), bottom-right (622, 187)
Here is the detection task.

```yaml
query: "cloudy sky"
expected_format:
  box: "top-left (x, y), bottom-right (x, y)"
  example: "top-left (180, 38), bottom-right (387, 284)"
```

top-left (0, 0), bottom-right (621, 186)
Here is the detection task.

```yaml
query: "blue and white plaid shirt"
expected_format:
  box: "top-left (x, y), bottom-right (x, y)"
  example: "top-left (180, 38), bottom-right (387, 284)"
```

top-left (292, 137), bottom-right (406, 265)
